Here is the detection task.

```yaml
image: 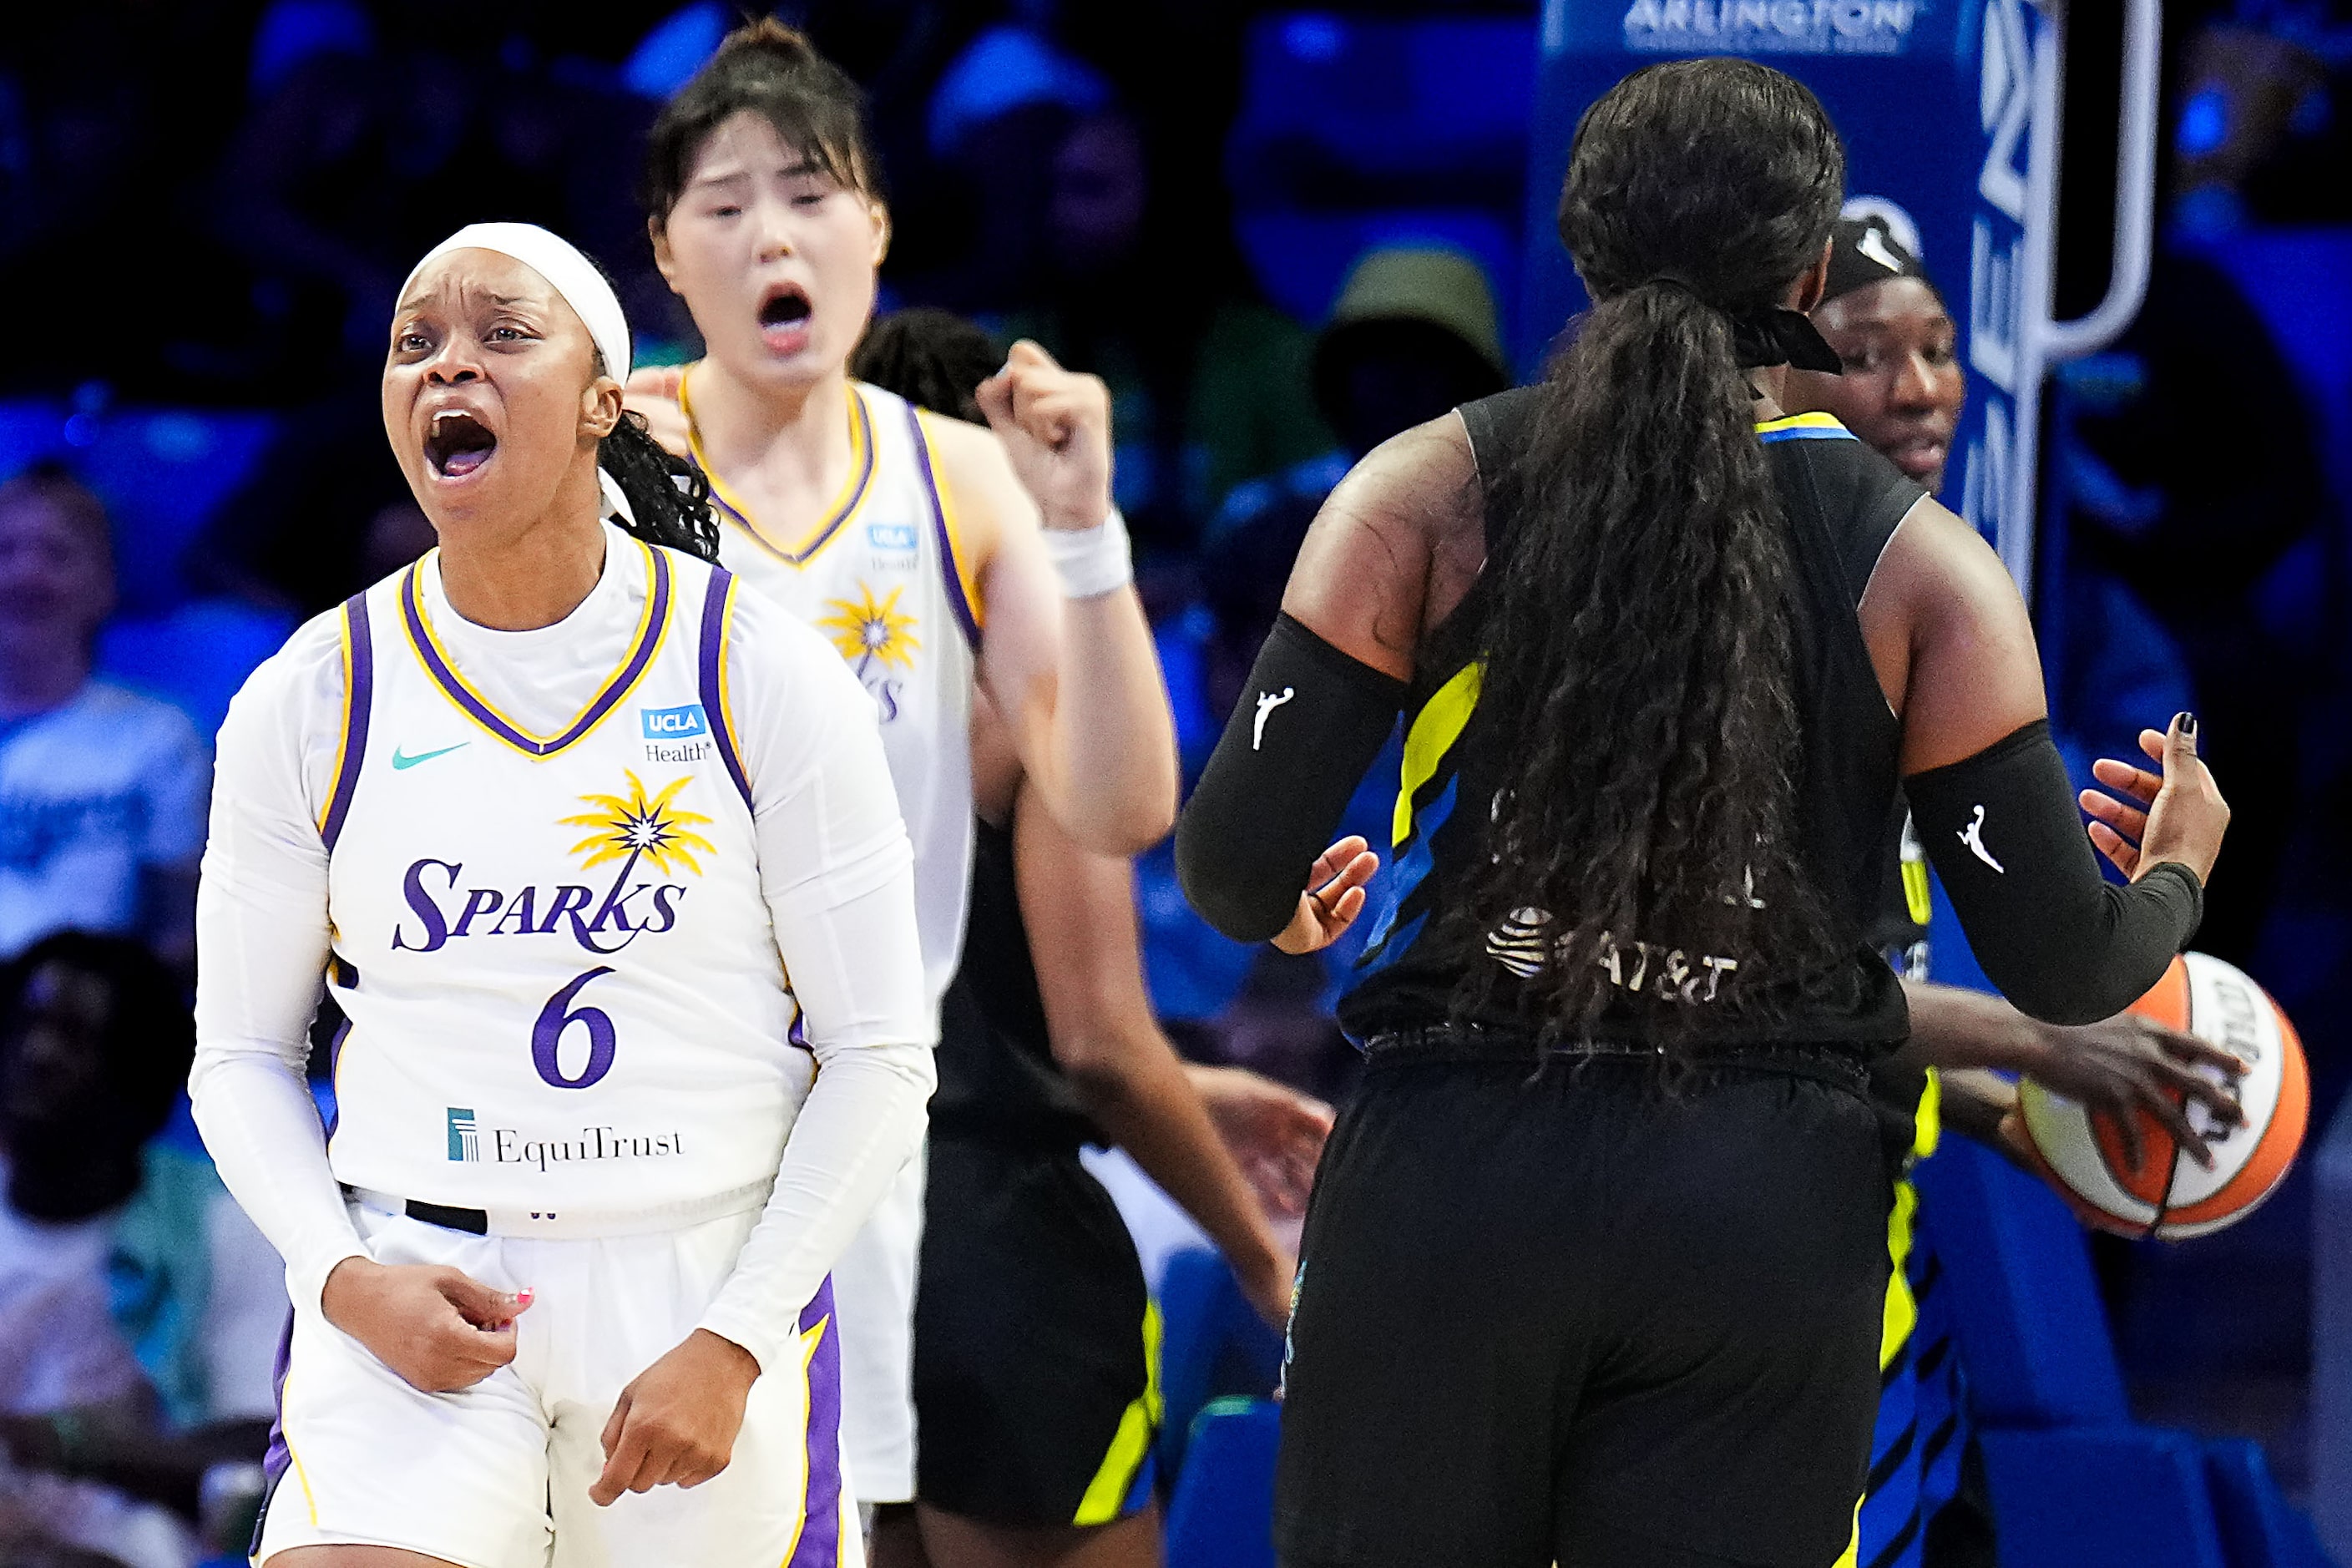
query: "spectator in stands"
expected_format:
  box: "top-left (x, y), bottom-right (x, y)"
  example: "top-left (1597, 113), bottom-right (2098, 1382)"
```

top-left (0, 933), bottom-right (277, 1567)
top-left (0, 469), bottom-right (205, 970)
top-left (987, 100), bottom-right (1333, 554)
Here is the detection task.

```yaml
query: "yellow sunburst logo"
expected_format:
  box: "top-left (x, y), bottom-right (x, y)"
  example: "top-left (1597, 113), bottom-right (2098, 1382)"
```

top-left (559, 771), bottom-right (716, 879)
top-left (817, 583), bottom-right (920, 674)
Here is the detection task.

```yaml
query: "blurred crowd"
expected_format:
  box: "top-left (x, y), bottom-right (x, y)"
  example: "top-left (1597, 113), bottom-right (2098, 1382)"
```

top-left (0, 0), bottom-right (2345, 1560)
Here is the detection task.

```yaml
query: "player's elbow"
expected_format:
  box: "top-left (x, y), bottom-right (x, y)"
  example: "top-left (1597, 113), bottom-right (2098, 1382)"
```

top-left (1175, 819), bottom-right (1294, 944)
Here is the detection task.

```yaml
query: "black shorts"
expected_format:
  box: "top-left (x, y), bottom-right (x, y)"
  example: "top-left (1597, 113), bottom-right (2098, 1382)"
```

top-left (913, 1137), bottom-right (1158, 1526)
top-left (1277, 1049), bottom-right (1894, 1568)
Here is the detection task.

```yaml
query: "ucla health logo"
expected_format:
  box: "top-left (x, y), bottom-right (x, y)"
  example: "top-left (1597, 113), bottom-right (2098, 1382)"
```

top-left (866, 523), bottom-right (918, 552)
top-left (448, 1107), bottom-right (480, 1161)
top-left (640, 704), bottom-right (708, 739)
top-left (640, 703), bottom-right (713, 763)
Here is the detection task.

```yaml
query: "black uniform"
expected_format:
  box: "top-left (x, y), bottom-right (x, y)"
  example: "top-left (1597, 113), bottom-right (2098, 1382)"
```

top-left (912, 815), bottom-right (1160, 1527)
top-left (1278, 394), bottom-right (1927, 1568)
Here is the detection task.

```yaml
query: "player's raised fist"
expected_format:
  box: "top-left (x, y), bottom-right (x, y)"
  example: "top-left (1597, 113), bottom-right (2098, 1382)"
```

top-left (975, 340), bottom-right (1115, 533)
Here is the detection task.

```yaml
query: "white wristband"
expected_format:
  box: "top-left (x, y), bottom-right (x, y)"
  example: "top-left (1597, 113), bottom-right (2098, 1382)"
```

top-left (1040, 510), bottom-right (1134, 599)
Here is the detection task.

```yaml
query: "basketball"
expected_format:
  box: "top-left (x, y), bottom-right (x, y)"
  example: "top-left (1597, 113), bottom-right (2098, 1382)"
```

top-left (2017, 953), bottom-right (2309, 1240)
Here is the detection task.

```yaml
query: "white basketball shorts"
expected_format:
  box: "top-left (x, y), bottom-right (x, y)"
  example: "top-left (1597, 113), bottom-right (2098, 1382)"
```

top-left (254, 1200), bottom-right (858, 1568)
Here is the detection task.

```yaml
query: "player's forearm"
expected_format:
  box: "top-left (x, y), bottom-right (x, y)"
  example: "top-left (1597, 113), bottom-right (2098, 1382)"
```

top-left (1039, 588), bottom-right (1178, 854)
top-left (1063, 1032), bottom-right (1285, 1288)
top-left (1888, 980), bottom-right (2050, 1075)
top-left (697, 1041), bottom-right (934, 1375)
top-left (189, 1046), bottom-right (367, 1316)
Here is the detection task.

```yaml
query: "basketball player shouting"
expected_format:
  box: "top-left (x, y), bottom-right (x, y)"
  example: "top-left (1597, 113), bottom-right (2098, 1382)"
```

top-left (623, 23), bottom-right (1177, 1517)
top-left (193, 224), bottom-right (932, 1566)
top-left (1176, 60), bottom-right (2229, 1568)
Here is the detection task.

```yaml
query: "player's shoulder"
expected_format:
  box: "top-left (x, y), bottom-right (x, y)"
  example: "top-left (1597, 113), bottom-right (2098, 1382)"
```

top-left (913, 403), bottom-right (1014, 492)
top-left (220, 606), bottom-right (348, 743)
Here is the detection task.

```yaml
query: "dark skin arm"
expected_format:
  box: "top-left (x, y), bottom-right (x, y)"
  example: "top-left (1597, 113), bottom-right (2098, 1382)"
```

top-left (1894, 981), bottom-right (2244, 1168)
top-left (1011, 779), bottom-right (1313, 1328)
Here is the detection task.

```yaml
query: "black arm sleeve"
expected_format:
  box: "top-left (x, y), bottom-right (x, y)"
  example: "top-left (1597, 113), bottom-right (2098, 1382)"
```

top-left (1905, 719), bottom-right (2203, 1025)
top-left (1176, 614), bottom-right (1406, 943)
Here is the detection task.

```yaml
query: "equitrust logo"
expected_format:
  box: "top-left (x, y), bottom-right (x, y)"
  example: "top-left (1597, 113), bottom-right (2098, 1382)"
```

top-left (447, 1107), bottom-right (480, 1161)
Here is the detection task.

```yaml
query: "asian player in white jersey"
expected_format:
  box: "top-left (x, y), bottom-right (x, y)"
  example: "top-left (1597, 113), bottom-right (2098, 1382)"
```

top-left (190, 223), bottom-right (934, 1568)
top-left (620, 21), bottom-right (1179, 1519)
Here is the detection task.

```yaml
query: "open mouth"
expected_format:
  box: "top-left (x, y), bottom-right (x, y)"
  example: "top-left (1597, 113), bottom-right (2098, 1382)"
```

top-left (758, 286), bottom-right (813, 349)
top-left (424, 409), bottom-right (498, 479)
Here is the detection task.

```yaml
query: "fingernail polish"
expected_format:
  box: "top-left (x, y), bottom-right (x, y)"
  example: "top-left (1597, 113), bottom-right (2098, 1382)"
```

top-left (514, 1287), bottom-right (534, 1308)
top-left (2177, 711), bottom-right (2198, 738)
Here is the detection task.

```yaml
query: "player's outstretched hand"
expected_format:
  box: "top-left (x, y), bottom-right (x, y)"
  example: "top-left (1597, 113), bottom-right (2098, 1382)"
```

top-left (1273, 837), bottom-right (1379, 956)
top-left (591, 1329), bottom-right (761, 1507)
top-left (974, 341), bottom-right (1115, 532)
top-left (2080, 712), bottom-right (2228, 886)
top-left (2020, 1011), bottom-right (2245, 1170)
top-left (321, 1257), bottom-right (529, 1393)
top-left (622, 366), bottom-right (692, 459)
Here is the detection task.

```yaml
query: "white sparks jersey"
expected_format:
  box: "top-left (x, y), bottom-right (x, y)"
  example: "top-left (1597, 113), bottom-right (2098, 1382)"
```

top-left (686, 376), bottom-right (980, 1008)
top-left (319, 539), bottom-right (810, 1213)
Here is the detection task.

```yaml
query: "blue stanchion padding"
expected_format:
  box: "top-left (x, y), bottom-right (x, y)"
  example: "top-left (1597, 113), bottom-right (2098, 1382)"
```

top-left (2203, 1438), bottom-right (2340, 1568)
top-left (1156, 1247), bottom-right (1284, 1483)
top-left (1164, 1398), bottom-right (1280, 1568)
top-left (1907, 1136), bottom-right (2129, 1427)
top-left (1979, 1427), bottom-right (2228, 1568)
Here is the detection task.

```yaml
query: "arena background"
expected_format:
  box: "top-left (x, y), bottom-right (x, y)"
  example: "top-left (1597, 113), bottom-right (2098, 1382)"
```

top-left (0, 2), bottom-right (2346, 1564)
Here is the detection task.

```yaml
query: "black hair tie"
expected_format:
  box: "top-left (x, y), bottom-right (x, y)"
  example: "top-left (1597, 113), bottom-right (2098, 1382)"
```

top-left (1636, 278), bottom-right (1844, 374)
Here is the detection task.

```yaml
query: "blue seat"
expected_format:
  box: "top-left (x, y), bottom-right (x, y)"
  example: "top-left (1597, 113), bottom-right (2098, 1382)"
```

top-left (1164, 1398), bottom-right (1280, 1568)
top-left (1156, 1247), bottom-right (1284, 1482)
top-left (1978, 1426), bottom-right (2229, 1568)
top-left (1913, 1136), bottom-right (2334, 1565)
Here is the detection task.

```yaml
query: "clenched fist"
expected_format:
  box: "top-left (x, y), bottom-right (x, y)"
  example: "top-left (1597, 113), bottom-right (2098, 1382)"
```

top-left (974, 341), bottom-right (1115, 533)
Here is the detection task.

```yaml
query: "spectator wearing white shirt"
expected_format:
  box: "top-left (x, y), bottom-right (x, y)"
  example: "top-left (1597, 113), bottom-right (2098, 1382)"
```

top-left (0, 468), bottom-right (208, 971)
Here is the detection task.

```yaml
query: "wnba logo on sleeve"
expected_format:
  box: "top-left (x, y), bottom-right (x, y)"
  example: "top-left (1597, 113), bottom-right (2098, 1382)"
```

top-left (448, 1107), bottom-right (481, 1161)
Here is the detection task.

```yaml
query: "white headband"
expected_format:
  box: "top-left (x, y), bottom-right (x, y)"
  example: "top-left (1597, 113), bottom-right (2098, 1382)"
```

top-left (400, 221), bottom-right (632, 384)
top-left (399, 222), bottom-right (638, 524)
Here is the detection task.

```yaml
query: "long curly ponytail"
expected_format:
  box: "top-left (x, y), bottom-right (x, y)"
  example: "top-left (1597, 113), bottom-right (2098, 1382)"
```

top-left (1452, 58), bottom-right (1849, 1039)
top-left (597, 405), bottom-right (721, 563)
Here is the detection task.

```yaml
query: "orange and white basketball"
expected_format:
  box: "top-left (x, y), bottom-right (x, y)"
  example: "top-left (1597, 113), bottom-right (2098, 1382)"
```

top-left (2016, 952), bottom-right (2309, 1240)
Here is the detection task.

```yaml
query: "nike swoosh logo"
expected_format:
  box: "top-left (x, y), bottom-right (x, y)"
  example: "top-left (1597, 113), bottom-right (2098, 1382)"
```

top-left (392, 742), bottom-right (470, 771)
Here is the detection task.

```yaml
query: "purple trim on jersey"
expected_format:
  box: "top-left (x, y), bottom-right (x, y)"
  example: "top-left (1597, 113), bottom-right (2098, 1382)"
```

top-left (400, 547), bottom-right (672, 756)
top-left (254, 1308), bottom-right (295, 1555)
top-left (319, 594), bottom-right (374, 851)
top-left (696, 568), bottom-right (755, 812)
top-left (788, 1277), bottom-right (844, 1568)
top-left (907, 408), bottom-right (982, 650)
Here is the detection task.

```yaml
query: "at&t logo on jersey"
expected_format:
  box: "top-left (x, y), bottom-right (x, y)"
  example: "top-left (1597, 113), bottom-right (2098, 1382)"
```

top-left (640, 703), bottom-right (713, 764)
top-left (392, 771), bottom-right (712, 958)
top-left (447, 1106), bottom-right (480, 1161)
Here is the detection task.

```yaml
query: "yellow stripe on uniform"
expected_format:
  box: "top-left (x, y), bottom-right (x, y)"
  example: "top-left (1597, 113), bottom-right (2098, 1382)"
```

top-left (1392, 662), bottom-right (1484, 847)
top-left (1835, 1070), bottom-right (1946, 1568)
top-left (1753, 411), bottom-right (1847, 436)
top-left (1074, 1301), bottom-right (1165, 1526)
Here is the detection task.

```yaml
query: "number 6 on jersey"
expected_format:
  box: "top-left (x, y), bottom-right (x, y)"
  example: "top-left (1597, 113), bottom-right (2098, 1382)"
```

top-left (535, 966), bottom-right (619, 1089)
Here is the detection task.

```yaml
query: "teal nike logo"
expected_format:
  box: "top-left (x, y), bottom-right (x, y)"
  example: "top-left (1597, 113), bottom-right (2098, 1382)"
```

top-left (392, 742), bottom-right (469, 771)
